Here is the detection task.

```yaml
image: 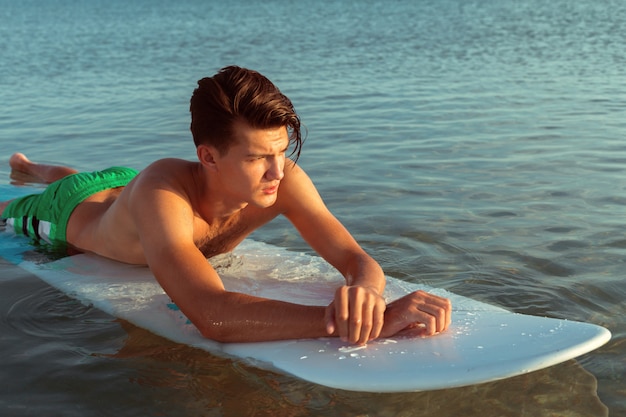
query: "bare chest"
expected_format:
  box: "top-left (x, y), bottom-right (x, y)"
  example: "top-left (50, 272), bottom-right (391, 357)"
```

top-left (192, 213), bottom-right (255, 258)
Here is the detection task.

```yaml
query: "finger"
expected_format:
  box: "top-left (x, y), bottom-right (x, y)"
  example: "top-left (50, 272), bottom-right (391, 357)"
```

top-left (418, 300), bottom-right (451, 333)
top-left (369, 298), bottom-right (386, 341)
top-left (414, 306), bottom-right (437, 336)
top-left (415, 292), bottom-right (452, 334)
top-left (361, 291), bottom-right (387, 342)
top-left (429, 294), bottom-right (452, 332)
top-left (334, 286), bottom-right (350, 341)
top-left (356, 294), bottom-right (375, 345)
top-left (324, 302), bottom-right (336, 335)
top-left (417, 303), bottom-right (445, 334)
top-left (349, 287), bottom-right (364, 344)
top-left (441, 297), bottom-right (452, 330)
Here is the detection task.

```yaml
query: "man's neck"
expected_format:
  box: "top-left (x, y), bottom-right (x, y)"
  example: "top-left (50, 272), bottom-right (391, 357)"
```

top-left (193, 164), bottom-right (248, 223)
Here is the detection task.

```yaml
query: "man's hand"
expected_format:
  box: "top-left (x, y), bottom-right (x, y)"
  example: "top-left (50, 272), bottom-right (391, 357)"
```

top-left (324, 285), bottom-right (387, 345)
top-left (380, 290), bottom-right (452, 338)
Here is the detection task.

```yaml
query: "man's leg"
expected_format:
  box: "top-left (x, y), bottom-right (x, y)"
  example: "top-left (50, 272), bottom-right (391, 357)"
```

top-left (9, 153), bottom-right (78, 184)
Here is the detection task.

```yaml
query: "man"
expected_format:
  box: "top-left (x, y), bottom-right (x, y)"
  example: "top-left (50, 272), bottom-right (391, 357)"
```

top-left (1, 66), bottom-right (451, 345)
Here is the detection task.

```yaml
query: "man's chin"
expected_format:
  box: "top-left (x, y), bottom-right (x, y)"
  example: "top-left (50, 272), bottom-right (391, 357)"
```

top-left (252, 194), bottom-right (278, 208)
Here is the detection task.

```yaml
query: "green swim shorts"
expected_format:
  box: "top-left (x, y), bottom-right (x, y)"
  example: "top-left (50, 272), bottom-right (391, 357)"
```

top-left (1, 166), bottom-right (138, 244)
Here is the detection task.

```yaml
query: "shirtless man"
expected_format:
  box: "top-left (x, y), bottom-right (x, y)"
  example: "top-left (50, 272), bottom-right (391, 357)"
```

top-left (1, 66), bottom-right (451, 345)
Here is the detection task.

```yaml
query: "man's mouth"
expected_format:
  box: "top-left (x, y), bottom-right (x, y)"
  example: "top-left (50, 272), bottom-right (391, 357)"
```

top-left (263, 183), bottom-right (279, 195)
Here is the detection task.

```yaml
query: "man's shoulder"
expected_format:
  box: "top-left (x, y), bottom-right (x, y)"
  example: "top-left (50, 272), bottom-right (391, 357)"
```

top-left (284, 160), bottom-right (318, 186)
top-left (128, 158), bottom-right (199, 198)
top-left (282, 160), bottom-right (309, 183)
top-left (143, 158), bottom-right (196, 171)
top-left (138, 158), bottom-right (199, 182)
top-left (274, 161), bottom-right (320, 209)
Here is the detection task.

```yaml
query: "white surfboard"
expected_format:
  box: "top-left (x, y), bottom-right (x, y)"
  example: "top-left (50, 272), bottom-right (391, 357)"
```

top-left (0, 185), bottom-right (612, 392)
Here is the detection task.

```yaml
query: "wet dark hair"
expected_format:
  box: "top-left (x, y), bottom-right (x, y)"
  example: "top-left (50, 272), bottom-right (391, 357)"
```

top-left (190, 66), bottom-right (303, 161)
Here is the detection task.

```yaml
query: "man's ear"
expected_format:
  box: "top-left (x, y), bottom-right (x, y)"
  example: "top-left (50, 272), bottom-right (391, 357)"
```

top-left (197, 145), bottom-right (219, 171)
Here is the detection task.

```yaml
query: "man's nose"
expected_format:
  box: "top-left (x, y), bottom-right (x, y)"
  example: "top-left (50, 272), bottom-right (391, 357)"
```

top-left (266, 157), bottom-right (284, 181)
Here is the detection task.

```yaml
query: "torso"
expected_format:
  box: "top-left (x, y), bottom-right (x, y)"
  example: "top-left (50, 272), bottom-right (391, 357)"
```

top-left (65, 159), bottom-right (282, 264)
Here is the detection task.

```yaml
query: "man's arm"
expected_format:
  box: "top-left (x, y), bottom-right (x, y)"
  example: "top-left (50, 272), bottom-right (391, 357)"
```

top-left (278, 163), bottom-right (387, 344)
top-left (128, 172), bottom-right (337, 343)
top-left (128, 163), bottom-right (450, 344)
top-left (279, 163), bottom-right (451, 344)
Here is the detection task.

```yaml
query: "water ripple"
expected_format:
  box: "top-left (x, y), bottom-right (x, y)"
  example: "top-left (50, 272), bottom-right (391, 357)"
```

top-left (5, 286), bottom-right (97, 339)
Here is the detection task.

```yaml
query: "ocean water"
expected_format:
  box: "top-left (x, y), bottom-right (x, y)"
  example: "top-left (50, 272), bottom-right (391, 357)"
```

top-left (0, 0), bottom-right (625, 415)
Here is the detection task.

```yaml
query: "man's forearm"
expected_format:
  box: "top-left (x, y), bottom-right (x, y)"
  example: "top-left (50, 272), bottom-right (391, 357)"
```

top-left (192, 291), bottom-right (333, 343)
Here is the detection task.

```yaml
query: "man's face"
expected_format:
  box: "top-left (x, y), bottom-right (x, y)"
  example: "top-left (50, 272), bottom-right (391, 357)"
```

top-left (213, 122), bottom-right (290, 208)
